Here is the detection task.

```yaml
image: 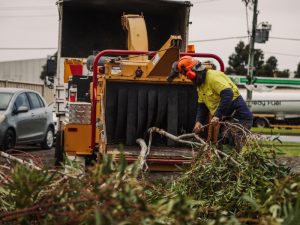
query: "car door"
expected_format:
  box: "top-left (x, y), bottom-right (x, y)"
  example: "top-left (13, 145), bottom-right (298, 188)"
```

top-left (13, 92), bottom-right (34, 142)
top-left (27, 92), bottom-right (48, 140)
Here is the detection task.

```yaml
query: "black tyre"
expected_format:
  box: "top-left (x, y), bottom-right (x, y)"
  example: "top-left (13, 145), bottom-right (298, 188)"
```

top-left (55, 130), bottom-right (64, 166)
top-left (41, 127), bottom-right (54, 149)
top-left (1, 129), bottom-right (16, 151)
top-left (254, 117), bottom-right (270, 128)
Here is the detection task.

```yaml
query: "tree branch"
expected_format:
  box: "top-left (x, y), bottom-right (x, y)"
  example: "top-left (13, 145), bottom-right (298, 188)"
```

top-left (148, 127), bottom-right (204, 148)
top-left (0, 151), bottom-right (41, 170)
top-left (136, 138), bottom-right (149, 171)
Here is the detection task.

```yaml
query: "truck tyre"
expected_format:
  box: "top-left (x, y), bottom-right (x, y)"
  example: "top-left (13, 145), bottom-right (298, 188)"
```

top-left (55, 130), bottom-right (64, 166)
top-left (1, 129), bottom-right (16, 151)
top-left (254, 117), bottom-right (270, 128)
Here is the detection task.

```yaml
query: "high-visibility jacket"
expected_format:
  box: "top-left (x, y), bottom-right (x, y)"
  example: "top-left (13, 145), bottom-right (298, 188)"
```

top-left (196, 70), bottom-right (240, 115)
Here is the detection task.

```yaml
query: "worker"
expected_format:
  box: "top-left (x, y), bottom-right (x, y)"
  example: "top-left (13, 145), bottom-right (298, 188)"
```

top-left (167, 56), bottom-right (253, 151)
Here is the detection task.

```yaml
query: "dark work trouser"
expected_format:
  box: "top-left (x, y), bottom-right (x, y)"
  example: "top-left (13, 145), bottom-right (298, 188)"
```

top-left (220, 118), bottom-right (253, 151)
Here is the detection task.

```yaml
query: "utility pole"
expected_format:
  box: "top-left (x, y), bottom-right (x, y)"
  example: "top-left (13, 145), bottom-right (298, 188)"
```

top-left (246, 0), bottom-right (258, 108)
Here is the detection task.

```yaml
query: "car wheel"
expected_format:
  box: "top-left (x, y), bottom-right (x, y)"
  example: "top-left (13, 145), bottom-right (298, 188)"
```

top-left (1, 129), bottom-right (16, 151)
top-left (41, 127), bottom-right (54, 149)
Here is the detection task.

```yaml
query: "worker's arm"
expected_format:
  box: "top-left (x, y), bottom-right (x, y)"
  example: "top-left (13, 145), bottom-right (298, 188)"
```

top-left (214, 88), bottom-right (233, 119)
top-left (196, 103), bottom-right (209, 124)
top-left (193, 103), bottom-right (209, 134)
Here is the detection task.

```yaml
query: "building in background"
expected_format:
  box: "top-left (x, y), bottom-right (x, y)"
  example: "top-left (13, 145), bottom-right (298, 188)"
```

top-left (0, 58), bottom-right (45, 84)
top-left (0, 58), bottom-right (53, 103)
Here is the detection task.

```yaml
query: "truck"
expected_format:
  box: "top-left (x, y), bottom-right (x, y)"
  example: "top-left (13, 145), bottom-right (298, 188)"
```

top-left (230, 76), bottom-right (300, 128)
top-left (239, 89), bottom-right (300, 128)
top-left (49, 0), bottom-right (225, 170)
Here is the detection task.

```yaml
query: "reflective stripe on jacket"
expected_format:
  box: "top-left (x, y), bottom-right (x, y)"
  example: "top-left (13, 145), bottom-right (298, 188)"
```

top-left (197, 70), bottom-right (240, 115)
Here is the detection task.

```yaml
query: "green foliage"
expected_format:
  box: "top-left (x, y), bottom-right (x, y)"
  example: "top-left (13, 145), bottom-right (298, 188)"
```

top-left (226, 41), bottom-right (249, 75)
top-left (275, 69), bottom-right (290, 78)
top-left (1, 144), bottom-right (300, 225)
top-left (0, 155), bottom-right (198, 225)
top-left (0, 165), bottom-right (55, 211)
top-left (226, 41), bottom-right (264, 76)
top-left (256, 63), bottom-right (273, 77)
top-left (251, 127), bottom-right (300, 136)
top-left (226, 41), bottom-right (294, 78)
top-left (173, 148), bottom-right (290, 217)
top-left (266, 56), bottom-right (278, 70)
top-left (256, 56), bottom-right (278, 77)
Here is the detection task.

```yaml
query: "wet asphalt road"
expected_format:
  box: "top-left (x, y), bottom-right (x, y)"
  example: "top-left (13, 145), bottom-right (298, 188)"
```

top-left (7, 145), bottom-right (56, 168)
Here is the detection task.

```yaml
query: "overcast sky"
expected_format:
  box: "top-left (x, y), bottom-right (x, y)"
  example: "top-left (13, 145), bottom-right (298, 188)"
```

top-left (0, 0), bottom-right (299, 72)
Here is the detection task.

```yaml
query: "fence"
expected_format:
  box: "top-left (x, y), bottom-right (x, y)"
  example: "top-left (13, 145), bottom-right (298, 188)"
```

top-left (0, 80), bottom-right (54, 104)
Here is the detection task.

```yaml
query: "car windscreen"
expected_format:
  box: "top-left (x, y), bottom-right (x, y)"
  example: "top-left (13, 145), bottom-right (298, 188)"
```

top-left (0, 93), bottom-right (13, 110)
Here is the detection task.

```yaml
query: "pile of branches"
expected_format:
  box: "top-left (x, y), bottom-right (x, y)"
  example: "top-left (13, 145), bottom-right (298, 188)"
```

top-left (146, 123), bottom-right (300, 224)
top-left (0, 122), bottom-right (300, 225)
top-left (0, 153), bottom-right (199, 224)
top-left (172, 141), bottom-right (300, 224)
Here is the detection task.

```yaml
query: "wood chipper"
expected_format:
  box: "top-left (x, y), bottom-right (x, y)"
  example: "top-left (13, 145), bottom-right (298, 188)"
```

top-left (57, 12), bottom-right (225, 171)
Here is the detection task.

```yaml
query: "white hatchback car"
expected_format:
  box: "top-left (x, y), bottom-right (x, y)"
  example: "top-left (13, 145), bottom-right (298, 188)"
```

top-left (0, 88), bottom-right (55, 151)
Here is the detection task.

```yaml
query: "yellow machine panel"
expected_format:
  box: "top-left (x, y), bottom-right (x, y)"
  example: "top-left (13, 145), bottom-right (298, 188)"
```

top-left (64, 123), bottom-right (93, 155)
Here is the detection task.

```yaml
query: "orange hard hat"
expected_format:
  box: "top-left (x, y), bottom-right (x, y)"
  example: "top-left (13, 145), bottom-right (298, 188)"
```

top-left (178, 56), bottom-right (198, 71)
top-left (177, 56), bottom-right (206, 79)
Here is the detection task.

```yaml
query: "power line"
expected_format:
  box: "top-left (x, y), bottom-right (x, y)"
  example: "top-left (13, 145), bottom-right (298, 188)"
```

top-left (265, 51), bottom-right (300, 58)
top-left (269, 37), bottom-right (300, 42)
top-left (0, 47), bottom-right (57, 50)
top-left (193, 0), bottom-right (223, 4)
top-left (0, 14), bottom-right (57, 18)
top-left (189, 36), bottom-right (248, 42)
top-left (189, 36), bottom-right (300, 43)
top-left (0, 0), bottom-right (51, 2)
top-left (0, 6), bottom-right (54, 10)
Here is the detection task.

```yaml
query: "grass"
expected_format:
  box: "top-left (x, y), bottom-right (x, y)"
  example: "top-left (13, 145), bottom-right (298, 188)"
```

top-left (261, 141), bottom-right (300, 157)
top-left (250, 127), bottom-right (300, 156)
top-left (251, 127), bottom-right (300, 135)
